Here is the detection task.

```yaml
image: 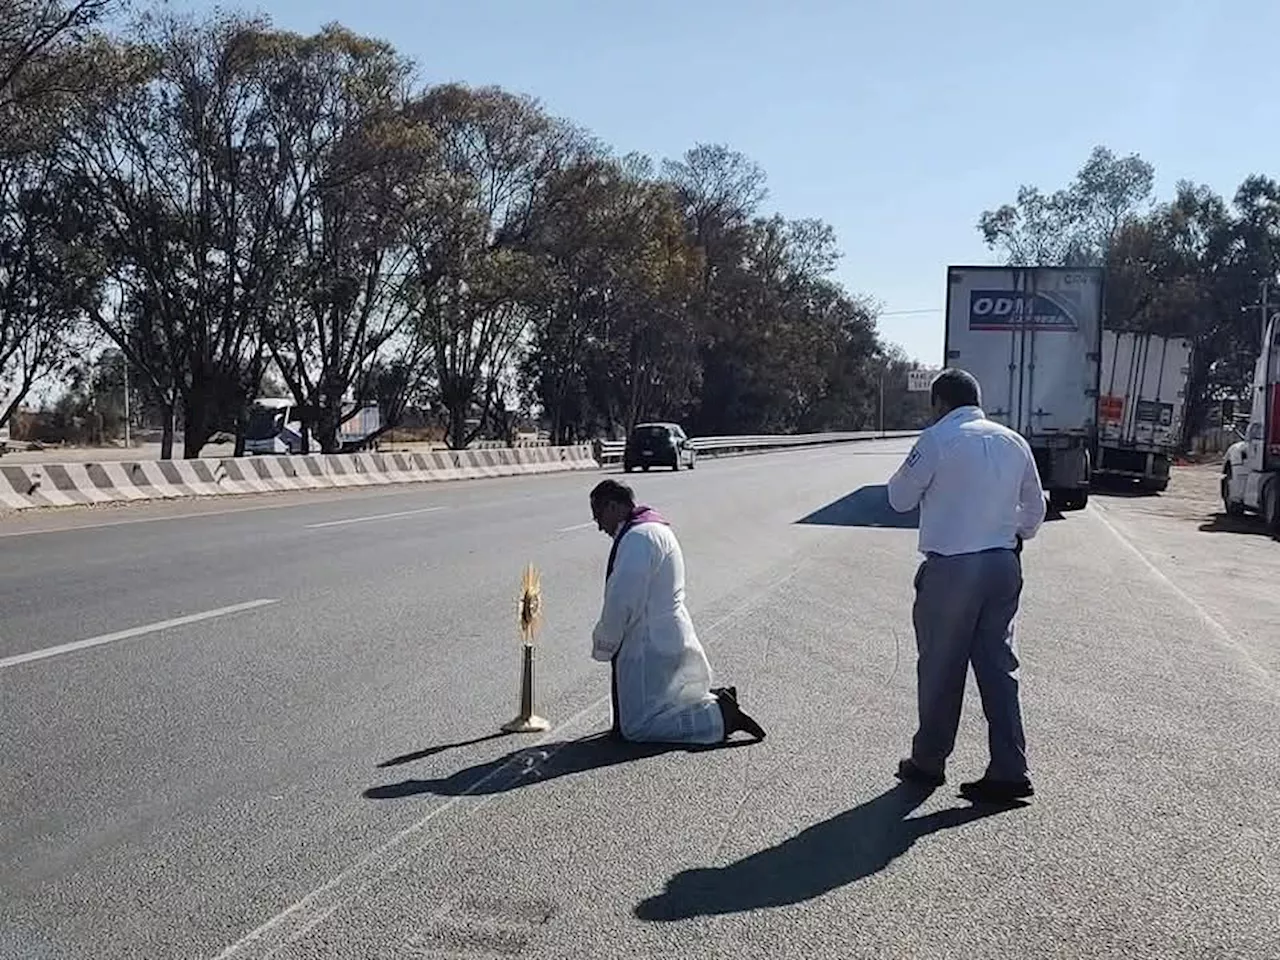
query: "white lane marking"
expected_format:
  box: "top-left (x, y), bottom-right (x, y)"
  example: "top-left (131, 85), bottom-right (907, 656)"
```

top-left (0, 487), bottom-right (433, 538)
top-left (0, 599), bottom-right (280, 671)
top-left (0, 503), bottom-right (279, 538)
top-left (0, 468), bottom-right (583, 538)
top-left (555, 521), bottom-right (595, 532)
top-left (305, 507), bottom-right (445, 529)
top-left (1090, 502), bottom-right (1273, 685)
top-left (212, 568), bottom-right (801, 959)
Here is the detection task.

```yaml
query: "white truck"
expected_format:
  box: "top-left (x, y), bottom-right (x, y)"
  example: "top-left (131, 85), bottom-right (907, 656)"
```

top-left (1221, 309), bottom-right (1280, 530)
top-left (1095, 331), bottom-right (1193, 492)
top-left (944, 265), bottom-right (1104, 512)
top-left (243, 397), bottom-right (383, 455)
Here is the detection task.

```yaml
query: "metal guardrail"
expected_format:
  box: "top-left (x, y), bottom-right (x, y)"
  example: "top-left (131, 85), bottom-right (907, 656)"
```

top-left (594, 430), bottom-right (919, 463)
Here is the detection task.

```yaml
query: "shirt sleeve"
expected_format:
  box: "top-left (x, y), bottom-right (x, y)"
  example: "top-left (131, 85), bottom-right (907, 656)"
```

top-left (887, 432), bottom-right (936, 513)
top-left (1015, 442), bottom-right (1047, 540)
top-left (591, 529), bottom-right (655, 661)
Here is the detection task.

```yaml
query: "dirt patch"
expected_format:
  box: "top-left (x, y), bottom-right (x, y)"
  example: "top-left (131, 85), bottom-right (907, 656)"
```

top-left (1093, 462), bottom-right (1225, 525)
top-left (1092, 456), bottom-right (1280, 678)
top-left (1095, 459), bottom-right (1280, 544)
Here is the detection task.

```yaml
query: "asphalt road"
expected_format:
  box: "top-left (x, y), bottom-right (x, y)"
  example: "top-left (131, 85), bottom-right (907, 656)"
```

top-left (1, 442), bottom-right (1277, 959)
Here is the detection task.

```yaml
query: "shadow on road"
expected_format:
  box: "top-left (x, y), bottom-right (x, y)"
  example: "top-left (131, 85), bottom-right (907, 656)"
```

top-left (1199, 512), bottom-right (1276, 538)
top-left (364, 732), bottom-right (753, 800)
top-left (797, 485), bottom-right (919, 529)
top-left (633, 781), bottom-right (1024, 921)
top-left (377, 731), bottom-right (516, 769)
top-left (1090, 476), bottom-right (1163, 500)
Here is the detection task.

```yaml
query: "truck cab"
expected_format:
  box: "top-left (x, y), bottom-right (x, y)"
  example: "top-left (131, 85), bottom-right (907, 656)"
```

top-left (244, 398), bottom-right (315, 455)
top-left (1222, 312), bottom-right (1280, 529)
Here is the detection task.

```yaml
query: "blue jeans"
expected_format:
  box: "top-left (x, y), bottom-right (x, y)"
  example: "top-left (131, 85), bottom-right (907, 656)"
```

top-left (911, 549), bottom-right (1028, 781)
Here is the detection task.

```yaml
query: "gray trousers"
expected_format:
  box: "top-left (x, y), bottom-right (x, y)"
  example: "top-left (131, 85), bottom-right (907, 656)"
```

top-left (911, 548), bottom-right (1028, 781)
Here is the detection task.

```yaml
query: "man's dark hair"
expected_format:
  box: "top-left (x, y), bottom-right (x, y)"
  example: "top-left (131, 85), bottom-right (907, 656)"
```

top-left (931, 367), bottom-right (981, 412)
top-left (590, 479), bottom-right (636, 507)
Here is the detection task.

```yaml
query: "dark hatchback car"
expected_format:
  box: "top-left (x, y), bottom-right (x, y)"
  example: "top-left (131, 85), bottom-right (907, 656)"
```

top-left (623, 422), bottom-right (697, 472)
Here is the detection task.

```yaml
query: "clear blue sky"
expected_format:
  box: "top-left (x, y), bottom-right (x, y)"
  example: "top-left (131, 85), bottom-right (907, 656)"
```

top-left (193, 0), bottom-right (1280, 363)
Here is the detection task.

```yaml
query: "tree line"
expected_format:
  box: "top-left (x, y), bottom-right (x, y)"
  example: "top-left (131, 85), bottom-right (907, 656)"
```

top-left (0, 1), bottom-right (929, 458)
top-left (978, 145), bottom-right (1279, 441)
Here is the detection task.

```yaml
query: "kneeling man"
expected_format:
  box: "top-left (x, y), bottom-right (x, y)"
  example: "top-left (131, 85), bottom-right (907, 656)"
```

top-left (588, 480), bottom-right (765, 745)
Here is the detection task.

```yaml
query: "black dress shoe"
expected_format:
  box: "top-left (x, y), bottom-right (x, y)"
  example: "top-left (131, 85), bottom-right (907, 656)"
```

top-left (895, 758), bottom-right (945, 788)
top-left (959, 776), bottom-right (1034, 803)
top-left (715, 689), bottom-right (765, 741)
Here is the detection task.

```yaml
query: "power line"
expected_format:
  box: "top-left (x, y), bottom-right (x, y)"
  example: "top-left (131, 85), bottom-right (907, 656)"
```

top-left (879, 308), bottom-right (943, 317)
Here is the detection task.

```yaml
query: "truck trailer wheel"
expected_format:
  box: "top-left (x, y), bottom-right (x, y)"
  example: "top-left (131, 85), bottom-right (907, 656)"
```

top-left (1264, 480), bottom-right (1280, 536)
top-left (1222, 469), bottom-right (1246, 517)
top-left (1049, 490), bottom-right (1088, 512)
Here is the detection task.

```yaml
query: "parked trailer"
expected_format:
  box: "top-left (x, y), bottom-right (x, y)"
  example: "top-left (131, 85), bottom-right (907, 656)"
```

top-left (1096, 331), bottom-right (1192, 492)
top-left (337, 403), bottom-right (382, 452)
top-left (944, 265), bottom-right (1104, 512)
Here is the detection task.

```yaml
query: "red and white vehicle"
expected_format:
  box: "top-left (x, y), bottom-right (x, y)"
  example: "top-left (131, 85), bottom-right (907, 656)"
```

top-left (1222, 310), bottom-right (1280, 530)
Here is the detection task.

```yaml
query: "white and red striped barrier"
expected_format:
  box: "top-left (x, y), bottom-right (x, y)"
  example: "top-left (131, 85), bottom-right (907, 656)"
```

top-left (0, 444), bottom-right (598, 511)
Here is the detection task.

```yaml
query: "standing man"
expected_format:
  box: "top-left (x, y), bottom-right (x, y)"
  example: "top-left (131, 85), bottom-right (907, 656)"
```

top-left (588, 479), bottom-right (766, 745)
top-left (887, 368), bottom-right (1046, 802)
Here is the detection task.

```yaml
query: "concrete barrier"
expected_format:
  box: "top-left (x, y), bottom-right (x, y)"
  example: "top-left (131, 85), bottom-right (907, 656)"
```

top-left (0, 444), bottom-right (599, 511)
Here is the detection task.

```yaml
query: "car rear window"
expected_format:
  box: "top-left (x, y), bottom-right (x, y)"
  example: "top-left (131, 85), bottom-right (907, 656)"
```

top-left (633, 426), bottom-right (670, 440)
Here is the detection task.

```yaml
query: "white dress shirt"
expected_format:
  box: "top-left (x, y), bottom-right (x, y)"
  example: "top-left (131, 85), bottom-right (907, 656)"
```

top-left (887, 406), bottom-right (1047, 557)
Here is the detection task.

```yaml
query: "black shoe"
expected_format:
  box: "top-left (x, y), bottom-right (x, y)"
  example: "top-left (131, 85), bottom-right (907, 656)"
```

top-left (716, 689), bottom-right (765, 741)
top-left (895, 758), bottom-right (945, 789)
top-left (959, 776), bottom-right (1034, 803)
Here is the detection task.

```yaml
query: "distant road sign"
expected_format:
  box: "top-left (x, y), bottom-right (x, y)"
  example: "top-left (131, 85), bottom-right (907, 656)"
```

top-left (906, 369), bottom-right (935, 392)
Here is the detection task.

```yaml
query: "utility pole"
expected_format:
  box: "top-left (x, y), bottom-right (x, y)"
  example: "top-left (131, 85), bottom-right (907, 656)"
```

top-left (879, 365), bottom-right (886, 438)
top-left (123, 357), bottom-right (131, 449)
top-left (1244, 280), bottom-right (1280, 344)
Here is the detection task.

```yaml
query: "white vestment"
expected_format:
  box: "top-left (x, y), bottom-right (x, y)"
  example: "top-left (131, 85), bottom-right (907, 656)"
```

top-left (591, 521), bottom-right (725, 744)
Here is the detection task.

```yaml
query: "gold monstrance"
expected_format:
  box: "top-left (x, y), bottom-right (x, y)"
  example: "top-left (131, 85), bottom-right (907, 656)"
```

top-left (502, 563), bottom-right (551, 733)
top-left (518, 563), bottom-right (542, 643)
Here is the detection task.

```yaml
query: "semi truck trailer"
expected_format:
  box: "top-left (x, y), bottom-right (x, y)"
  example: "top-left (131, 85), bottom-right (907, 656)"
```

top-left (1096, 330), bottom-right (1192, 492)
top-left (944, 265), bottom-right (1104, 512)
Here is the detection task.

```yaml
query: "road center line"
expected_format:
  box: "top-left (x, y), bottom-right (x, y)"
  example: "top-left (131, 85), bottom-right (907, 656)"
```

top-left (0, 599), bottom-right (281, 671)
top-left (305, 507), bottom-right (445, 529)
top-left (555, 521), bottom-right (595, 532)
